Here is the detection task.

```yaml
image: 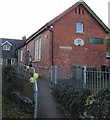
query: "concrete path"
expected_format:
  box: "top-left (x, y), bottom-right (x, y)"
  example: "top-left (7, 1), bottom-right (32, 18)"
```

top-left (37, 78), bottom-right (67, 119)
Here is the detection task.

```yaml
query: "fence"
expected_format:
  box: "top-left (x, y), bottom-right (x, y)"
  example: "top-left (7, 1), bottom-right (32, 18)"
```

top-left (86, 66), bottom-right (110, 92)
top-left (17, 63), bottom-right (38, 119)
top-left (32, 64), bottom-right (50, 79)
top-left (51, 65), bottom-right (84, 85)
top-left (7, 63), bottom-right (39, 119)
top-left (2, 65), bottom-right (34, 118)
top-left (17, 64), bottom-right (51, 119)
top-left (51, 65), bottom-right (110, 92)
top-left (13, 64), bottom-right (34, 98)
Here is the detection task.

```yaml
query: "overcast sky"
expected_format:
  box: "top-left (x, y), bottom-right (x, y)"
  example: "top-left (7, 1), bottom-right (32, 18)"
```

top-left (0, 0), bottom-right (109, 39)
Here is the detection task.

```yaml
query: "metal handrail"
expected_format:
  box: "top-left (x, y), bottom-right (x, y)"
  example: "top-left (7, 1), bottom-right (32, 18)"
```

top-left (32, 64), bottom-right (49, 69)
top-left (18, 63), bottom-right (38, 119)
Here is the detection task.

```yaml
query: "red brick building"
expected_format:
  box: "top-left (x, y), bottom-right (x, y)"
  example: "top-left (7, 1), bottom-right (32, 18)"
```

top-left (17, 1), bottom-right (110, 68)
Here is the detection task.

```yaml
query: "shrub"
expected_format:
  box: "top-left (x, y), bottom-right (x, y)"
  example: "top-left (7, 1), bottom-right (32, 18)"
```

top-left (51, 82), bottom-right (91, 118)
top-left (2, 66), bottom-right (16, 97)
top-left (84, 88), bottom-right (110, 119)
top-left (51, 81), bottom-right (110, 119)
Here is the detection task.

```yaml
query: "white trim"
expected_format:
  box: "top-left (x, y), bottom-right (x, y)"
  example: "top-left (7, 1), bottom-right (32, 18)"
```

top-left (3, 45), bottom-right (11, 50)
top-left (106, 52), bottom-right (110, 58)
top-left (11, 58), bottom-right (15, 65)
top-left (2, 41), bottom-right (12, 46)
top-left (35, 37), bottom-right (41, 61)
top-left (20, 50), bottom-right (23, 62)
top-left (59, 46), bottom-right (72, 49)
top-left (76, 23), bottom-right (83, 33)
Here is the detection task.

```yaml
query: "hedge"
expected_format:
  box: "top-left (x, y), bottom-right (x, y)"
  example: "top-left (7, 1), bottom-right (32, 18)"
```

top-left (51, 82), bottom-right (110, 119)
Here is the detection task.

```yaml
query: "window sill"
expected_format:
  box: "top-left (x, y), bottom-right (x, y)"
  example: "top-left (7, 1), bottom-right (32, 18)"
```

top-left (75, 32), bottom-right (85, 34)
top-left (3, 49), bottom-right (10, 51)
top-left (33, 60), bottom-right (41, 62)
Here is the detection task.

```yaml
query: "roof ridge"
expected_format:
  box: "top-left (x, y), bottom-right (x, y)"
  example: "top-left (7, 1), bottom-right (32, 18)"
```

top-left (78, 0), bottom-right (84, 2)
top-left (26, 1), bottom-right (110, 42)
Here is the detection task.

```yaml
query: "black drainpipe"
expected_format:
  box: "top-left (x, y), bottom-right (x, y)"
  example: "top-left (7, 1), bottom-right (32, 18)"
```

top-left (47, 26), bottom-right (54, 66)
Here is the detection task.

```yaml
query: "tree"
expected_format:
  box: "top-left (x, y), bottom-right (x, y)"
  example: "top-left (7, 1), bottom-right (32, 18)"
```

top-left (106, 34), bottom-right (110, 53)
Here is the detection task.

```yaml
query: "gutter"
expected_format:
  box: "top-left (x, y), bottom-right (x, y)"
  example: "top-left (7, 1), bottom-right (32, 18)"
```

top-left (17, 23), bottom-right (48, 50)
top-left (26, 23), bottom-right (48, 43)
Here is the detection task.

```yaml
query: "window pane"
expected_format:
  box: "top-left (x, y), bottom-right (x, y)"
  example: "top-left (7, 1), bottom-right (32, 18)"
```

top-left (76, 23), bottom-right (83, 32)
top-left (7, 46), bottom-right (10, 50)
top-left (11, 59), bottom-right (15, 65)
top-left (3, 45), bottom-right (10, 50)
top-left (35, 37), bottom-right (41, 61)
top-left (107, 52), bottom-right (110, 58)
top-left (3, 45), bottom-right (7, 50)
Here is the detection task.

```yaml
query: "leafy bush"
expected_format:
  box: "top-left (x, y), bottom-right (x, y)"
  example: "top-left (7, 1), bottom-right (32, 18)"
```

top-left (51, 82), bottom-right (91, 118)
top-left (2, 66), bottom-right (34, 119)
top-left (2, 96), bottom-right (33, 119)
top-left (106, 38), bottom-right (110, 53)
top-left (51, 82), bottom-right (110, 119)
top-left (84, 88), bottom-right (110, 119)
top-left (2, 66), bottom-right (16, 97)
top-left (10, 91), bottom-right (34, 113)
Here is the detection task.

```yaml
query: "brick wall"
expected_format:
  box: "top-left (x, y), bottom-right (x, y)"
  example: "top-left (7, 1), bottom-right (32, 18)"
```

top-left (52, 5), bottom-right (108, 67)
top-left (18, 5), bottom-right (110, 68)
top-left (18, 30), bottom-right (52, 68)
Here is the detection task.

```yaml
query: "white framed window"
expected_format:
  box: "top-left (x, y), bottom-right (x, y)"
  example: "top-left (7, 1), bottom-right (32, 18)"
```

top-left (2, 41), bottom-right (12, 51)
top-left (3, 45), bottom-right (11, 51)
top-left (76, 23), bottom-right (83, 33)
top-left (0, 58), bottom-right (3, 65)
top-left (20, 50), bottom-right (23, 62)
top-left (11, 59), bottom-right (15, 65)
top-left (35, 37), bottom-right (41, 61)
top-left (106, 52), bottom-right (110, 58)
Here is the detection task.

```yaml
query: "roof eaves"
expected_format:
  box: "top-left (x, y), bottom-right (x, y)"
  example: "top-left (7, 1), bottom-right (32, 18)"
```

top-left (18, 0), bottom-right (110, 50)
top-left (81, 2), bottom-right (110, 33)
top-left (18, 2), bottom-right (82, 49)
top-left (26, 23), bottom-right (48, 43)
top-left (23, 2), bottom-right (81, 44)
top-left (17, 24), bottom-right (48, 49)
top-left (48, 2), bottom-right (81, 26)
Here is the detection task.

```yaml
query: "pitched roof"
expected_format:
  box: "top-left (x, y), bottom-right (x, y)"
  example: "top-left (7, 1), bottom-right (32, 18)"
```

top-left (20, 0), bottom-right (110, 47)
top-left (1, 38), bottom-right (25, 59)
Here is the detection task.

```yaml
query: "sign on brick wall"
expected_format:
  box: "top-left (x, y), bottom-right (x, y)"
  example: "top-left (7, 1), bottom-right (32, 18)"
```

top-left (88, 37), bottom-right (104, 44)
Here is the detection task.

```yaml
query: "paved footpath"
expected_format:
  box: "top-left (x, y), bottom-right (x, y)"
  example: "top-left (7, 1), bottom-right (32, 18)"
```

top-left (37, 78), bottom-right (68, 119)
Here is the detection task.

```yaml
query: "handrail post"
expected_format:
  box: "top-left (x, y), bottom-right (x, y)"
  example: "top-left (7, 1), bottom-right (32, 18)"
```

top-left (32, 67), bottom-right (38, 120)
top-left (31, 67), bottom-right (38, 119)
top-left (34, 79), bottom-right (38, 119)
top-left (83, 66), bottom-right (87, 88)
